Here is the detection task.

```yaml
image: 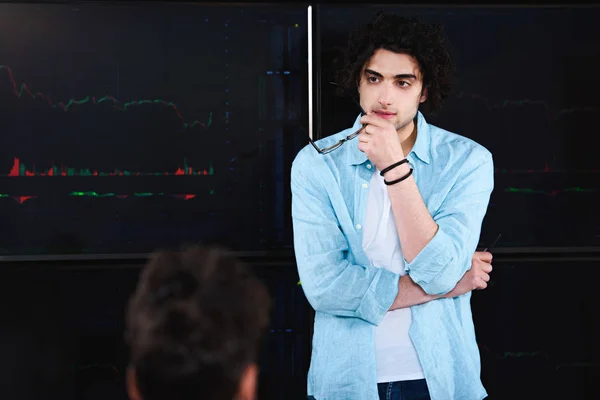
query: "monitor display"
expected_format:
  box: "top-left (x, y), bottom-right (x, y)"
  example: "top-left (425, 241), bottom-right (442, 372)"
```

top-left (0, 2), bottom-right (308, 257)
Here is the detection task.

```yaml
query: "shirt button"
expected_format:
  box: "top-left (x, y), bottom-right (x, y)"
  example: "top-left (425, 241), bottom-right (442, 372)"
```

top-left (362, 183), bottom-right (368, 189)
top-left (366, 164), bottom-right (372, 169)
top-left (356, 224), bottom-right (362, 230)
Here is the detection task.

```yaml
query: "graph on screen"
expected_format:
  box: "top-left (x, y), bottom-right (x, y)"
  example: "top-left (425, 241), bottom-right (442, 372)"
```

top-left (317, 5), bottom-right (600, 248)
top-left (0, 63), bottom-right (213, 130)
top-left (0, 3), bottom-right (308, 257)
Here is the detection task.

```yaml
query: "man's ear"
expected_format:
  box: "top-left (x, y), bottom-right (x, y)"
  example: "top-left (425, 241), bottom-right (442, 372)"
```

top-left (420, 86), bottom-right (428, 103)
top-left (237, 363), bottom-right (259, 400)
top-left (126, 366), bottom-right (142, 400)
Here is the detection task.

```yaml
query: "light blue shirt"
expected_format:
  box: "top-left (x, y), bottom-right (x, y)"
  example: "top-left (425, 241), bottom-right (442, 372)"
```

top-left (291, 111), bottom-right (494, 400)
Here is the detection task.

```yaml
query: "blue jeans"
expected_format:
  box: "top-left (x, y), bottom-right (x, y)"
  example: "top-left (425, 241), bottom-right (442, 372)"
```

top-left (377, 379), bottom-right (431, 400)
top-left (307, 379), bottom-right (430, 400)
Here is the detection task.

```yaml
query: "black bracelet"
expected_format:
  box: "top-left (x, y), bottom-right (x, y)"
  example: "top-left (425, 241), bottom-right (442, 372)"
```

top-left (379, 159), bottom-right (408, 176)
top-left (384, 168), bottom-right (413, 185)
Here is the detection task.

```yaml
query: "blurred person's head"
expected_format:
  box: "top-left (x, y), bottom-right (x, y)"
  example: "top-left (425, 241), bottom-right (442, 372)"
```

top-left (125, 245), bottom-right (271, 400)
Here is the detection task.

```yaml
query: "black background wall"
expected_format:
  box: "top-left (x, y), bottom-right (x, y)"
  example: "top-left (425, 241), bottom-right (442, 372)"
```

top-left (471, 253), bottom-right (599, 400)
top-left (0, 254), bottom-right (598, 400)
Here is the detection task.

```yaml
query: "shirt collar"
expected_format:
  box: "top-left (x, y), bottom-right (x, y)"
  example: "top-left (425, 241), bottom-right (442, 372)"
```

top-left (347, 111), bottom-right (432, 166)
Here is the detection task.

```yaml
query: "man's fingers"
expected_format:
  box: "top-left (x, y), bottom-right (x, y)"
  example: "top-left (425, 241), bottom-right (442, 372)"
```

top-left (364, 124), bottom-right (381, 136)
top-left (475, 251), bottom-right (493, 262)
top-left (472, 257), bottom-right (492, 272)
top-left (482, 263), bottom-right (493, 273)
top-left (357, 141), bottom-right (367, 153)
top-left (479, 272), bottom-right (490, 282)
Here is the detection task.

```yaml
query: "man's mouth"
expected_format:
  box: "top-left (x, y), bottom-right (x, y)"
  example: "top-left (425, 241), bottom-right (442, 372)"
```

top-left (374, 110), bottom-right (396, 120)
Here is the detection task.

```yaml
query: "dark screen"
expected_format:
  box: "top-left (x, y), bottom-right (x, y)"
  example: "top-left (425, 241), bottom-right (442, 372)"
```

top-left (0, 3), bottom-right (308, 256)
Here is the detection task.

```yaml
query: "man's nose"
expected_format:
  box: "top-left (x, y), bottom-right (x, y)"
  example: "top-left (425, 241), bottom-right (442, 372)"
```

top-left (377, 85), bottom-right (392, 106)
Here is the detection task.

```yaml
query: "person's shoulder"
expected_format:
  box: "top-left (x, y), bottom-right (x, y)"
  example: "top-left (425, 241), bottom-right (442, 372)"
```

top-left (429, 123), bottom-right (492, 167)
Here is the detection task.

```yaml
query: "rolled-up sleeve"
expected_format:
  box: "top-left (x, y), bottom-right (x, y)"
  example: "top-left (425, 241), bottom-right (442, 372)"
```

top-left (291, 151), bottom-right (399, 326)
top-left (406, 150), bottom-right (494, 295)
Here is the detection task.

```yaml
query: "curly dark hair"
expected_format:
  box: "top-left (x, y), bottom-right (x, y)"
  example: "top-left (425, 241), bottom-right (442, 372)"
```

top-left (334, 12), bottom-right (455, 115)
top-left (125, 245), bottom-right (271, 400)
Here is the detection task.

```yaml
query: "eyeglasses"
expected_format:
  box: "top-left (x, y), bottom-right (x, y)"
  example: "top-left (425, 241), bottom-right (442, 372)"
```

top-left (305, 82), bottom-right (367, 155)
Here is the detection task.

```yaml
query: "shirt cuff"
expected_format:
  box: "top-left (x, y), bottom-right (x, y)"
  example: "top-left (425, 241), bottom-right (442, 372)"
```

top-left (356, 267), bottom-right (400, 325)
top-left (404, 226), bottom-right (454, 294)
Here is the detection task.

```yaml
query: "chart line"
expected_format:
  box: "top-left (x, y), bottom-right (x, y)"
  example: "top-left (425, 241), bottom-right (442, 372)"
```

top-left (0, 64), bottom-right (212, 129)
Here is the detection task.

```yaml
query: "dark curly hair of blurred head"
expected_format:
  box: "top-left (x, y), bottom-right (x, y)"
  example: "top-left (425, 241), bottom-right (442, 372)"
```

top-left (125, 245), bottom-right (271, 400)
top-left (334, 12), bottom-right (455, 115)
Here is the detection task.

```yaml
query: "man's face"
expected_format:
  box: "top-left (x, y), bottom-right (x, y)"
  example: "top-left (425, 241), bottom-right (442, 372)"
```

top-left (358, 48), bottom-right (428, 135)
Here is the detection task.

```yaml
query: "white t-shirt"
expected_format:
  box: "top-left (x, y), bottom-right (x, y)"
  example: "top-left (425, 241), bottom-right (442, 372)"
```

top-left (362, 169), bottom-right (425, 383)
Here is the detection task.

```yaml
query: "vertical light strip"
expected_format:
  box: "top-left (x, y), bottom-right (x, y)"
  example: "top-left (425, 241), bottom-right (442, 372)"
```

top-left (307, 5), bottom-right (313, 140)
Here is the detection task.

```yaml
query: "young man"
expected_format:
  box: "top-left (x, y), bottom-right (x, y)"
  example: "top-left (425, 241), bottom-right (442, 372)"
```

top-left (291, 13), bottom-right (494, 400)
top-left (124, 245), bottom-right (271, 400)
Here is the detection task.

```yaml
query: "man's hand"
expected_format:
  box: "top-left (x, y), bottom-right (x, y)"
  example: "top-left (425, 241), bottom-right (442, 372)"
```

top-left (358, 113), bottom-right (405, 171)
top-left (444, 251), bottom-right (493, 298)
top-left (390, 251), bottom-right (493, 310)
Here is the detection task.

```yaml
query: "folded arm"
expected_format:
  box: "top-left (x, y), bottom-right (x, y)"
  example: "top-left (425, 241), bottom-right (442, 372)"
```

top-left (291, 148), bottom-right (494, 323)
top-left (385, 149), bottom-right (495, 295)
top-left (390, 250), bottom-right (494, 310)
